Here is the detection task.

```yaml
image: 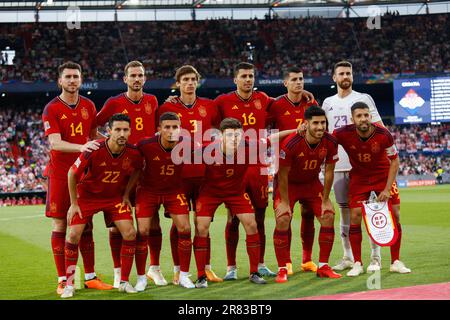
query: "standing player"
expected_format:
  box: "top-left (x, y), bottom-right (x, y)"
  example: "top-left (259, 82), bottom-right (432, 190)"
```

top-left (42, 61), bottom-right (112, 294)
top-left (61, 114), bottom-right (143, 298)
top-left (96, 60), bottom-right (159, 288)
top-left (268, 67), bottom-right (319, 275)
top-left (273, 106), bottom-right (342, 282)
top-left (123, 112), bottom-right (196, 290)
top-left (333, 103), bottom-right (410, 276)
top-left (193, 118), bottom-right (267, 287)
top-left (214, 62), bottom-right (276, 279)
top-left (156, 65), bottom-right (222, 284)
top-left (322, 61), bottom-right (399, 273)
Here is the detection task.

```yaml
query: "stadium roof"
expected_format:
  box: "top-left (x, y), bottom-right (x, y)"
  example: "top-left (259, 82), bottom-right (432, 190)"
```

top-left (0, 0), bottom-right (447, 10)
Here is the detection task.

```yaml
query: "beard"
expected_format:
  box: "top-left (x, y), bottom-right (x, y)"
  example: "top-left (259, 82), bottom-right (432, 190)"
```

top-left (338, 80), bottom-right (352, 90)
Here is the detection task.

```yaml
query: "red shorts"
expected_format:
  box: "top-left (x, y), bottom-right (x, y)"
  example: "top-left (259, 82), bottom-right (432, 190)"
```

top-left (349, 176), bottom-right (401, 208)
top-left (135, 189), bottom-right (189, 219)
top-left (245, 166), bottom-right (269, 209)
top-left (70, 199), bottom-right (133, 226)
top-left (45, 177), bottom-right (70, 219)
top-left (182, 177), bottom-right (204, 211)
top-left (273, 181), bottom-right (324, 217)
top-left (103, 191), bottom-right (136, 228)
top-left (196, 192), bottom-right (254, 218)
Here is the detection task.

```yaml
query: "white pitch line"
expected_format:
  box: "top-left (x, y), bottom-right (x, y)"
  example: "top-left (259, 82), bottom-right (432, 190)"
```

top-left (0, 214), bottom-right (43, 222)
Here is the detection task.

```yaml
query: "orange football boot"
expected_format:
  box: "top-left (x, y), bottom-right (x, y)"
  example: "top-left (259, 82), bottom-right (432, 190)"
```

top-left (301, 261), bottom-right (318, 272)
top-left (84, 277), bottom-right (114, 290)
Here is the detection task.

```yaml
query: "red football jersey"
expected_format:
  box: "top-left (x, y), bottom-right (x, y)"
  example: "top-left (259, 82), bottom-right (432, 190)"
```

top-left (333, 124), bottom-right (398, 178)
top-left (42, 96), bottom-right (97, 178)
top-left (97, 93), bottom-right (158, 145)
top-left (157, 97), bottom-right (220, 178)
top-left (71, 140), bottom-right (143, 202)
top-left (200, 140), bottom-right (255, 197)
top-left (215, 91), bottom-right (273, 134)
top-left (137, 135), bottom-right (186, 195)
top-left (279, 132), bottom-right (339, 184)
top-left (268, 95), bottom-right (319, 131)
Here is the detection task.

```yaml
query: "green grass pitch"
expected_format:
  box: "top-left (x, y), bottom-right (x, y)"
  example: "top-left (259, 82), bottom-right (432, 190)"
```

top-left (0, 185), bottom-right (449, 300)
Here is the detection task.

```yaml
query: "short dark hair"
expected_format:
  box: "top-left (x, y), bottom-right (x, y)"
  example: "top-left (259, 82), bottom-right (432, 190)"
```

top-left (351, 102), bottom-right (370, 114)
top-left (233, 62), bottom-right (255, 77)
top-left (175, 65), bottom-right (201, 82)
top-left (124, 60), bottom-right (144, 76)
top-left (283, 66), bottom-right (303, 79)
top-left (220, 118), bottom-right (242, 132)
top-left (108, 113), bottom-right (131, 128)
top-left (58, 61), bottom-right (82, 78)
top-left (304, 106), bottom-right (326, 120)
top-left (159, 112), bottom-right (180, 124)
top-left (333, 60), bottom-right (352, 74)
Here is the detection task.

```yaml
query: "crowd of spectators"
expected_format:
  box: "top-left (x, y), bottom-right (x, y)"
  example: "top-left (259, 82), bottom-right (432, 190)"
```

top-left (1, 13), bottom-right (449, 82)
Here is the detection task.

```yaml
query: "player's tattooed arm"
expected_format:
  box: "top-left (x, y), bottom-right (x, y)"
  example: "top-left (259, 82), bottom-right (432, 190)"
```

top-left (67, 167), bottom-right (82, 222)
top-left (275, 165), bottom-right (292, 218)
top-left (378, 156), bottom-right (399, 202)
top-left (321, 162), bottom-right (336, 215)
top-left (122, 169), bottom-right (143, 208)
top-left (301, 90), bottom-right (314, 102)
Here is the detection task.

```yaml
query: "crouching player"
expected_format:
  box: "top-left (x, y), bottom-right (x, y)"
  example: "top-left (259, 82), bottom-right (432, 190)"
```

top-left (274, 106), bottom-right (342, 282)
top-left (61, 114), bottom-right (143, 298)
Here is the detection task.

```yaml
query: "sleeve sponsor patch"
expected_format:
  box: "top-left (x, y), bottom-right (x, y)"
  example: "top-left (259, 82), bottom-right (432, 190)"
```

top-left (386, 145), bottom-right (398, 157)
top-left (44, 121), bottom-right (51, 130)
top-left (74, 158), bottom-right (81, 168)
top-left (280, 150), bottom-right (286, 160)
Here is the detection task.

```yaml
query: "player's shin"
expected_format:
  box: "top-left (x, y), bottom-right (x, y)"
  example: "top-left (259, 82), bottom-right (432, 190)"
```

top-left (64, 241), bottom-right (79, 288)
top-left (319, 226), bottom-right (335, 266)
top-left (339, 205), bottom-right (354, 260)
top-left (79, 229), bottom-right (95, 279)
top-left (109, 230), bottom-right (122, 269)
top-left (349, 224), bottom-right (363, 264)
top-left (225, 217), bottom-right (240, 267)
top-left (169, 223), bottom-right (179, 267)
top-left (301, 212), bottom-right (315, 263)
top-left (178, 231), bottom-right (192, 273)
top-left (246, 233), bottom-right (261, 274)
top-left (255, 208), bottom-right (266, 264)
top-left (193, 236), bottom-right (208, 279)
top-left (51, 231), bottom-right (67, 280)
top-left (120, 239), bottom-right (136, 282)
top-left (273, 228), bottom-right (289, 268)
top-left (135, 233), bottom-right (149, 276)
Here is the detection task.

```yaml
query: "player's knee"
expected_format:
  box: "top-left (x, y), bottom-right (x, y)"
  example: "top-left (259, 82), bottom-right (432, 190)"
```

top-left (350, 210), bottom-right (362, 224)
top-left (122, 227), bottom-right (136, 241)
top-left (276, 215), bottom-right (290, 230)
top-left (196, 223), bottom-right (209, 237)
top-left (138, 225), bottom-right (150, 237)
top-left (67, 229), bottom-right (81, 244)
top-left (177, 224), bottom-right (191, 234)
top-left (52, 218), bottom-right (66, 232)
top-left (243, 219), bottom-right (258, 234)
top-left (319, 212), bottom-right (335, 227)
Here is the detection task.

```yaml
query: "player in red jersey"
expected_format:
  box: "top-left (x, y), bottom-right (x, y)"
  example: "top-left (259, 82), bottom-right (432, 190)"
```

top-left (96, 61), bottom-right (159, 288)
top-left (268, 67), bottom-right (319, 275)
top-left (156, 65), bottom-right (222, 284)
top-left (214, 62), bottom-right (277, 278)
top-left (193, 117), bottom-right (268, 287)
top-left (61, 114), bottom-right (144, 298)
top-left (273, 106), bottom-right (342, 282)
top-left (42, 61), bottom-right (112, 294)
top-left (122, 112), bottom-right (196, 290)
top-left (333, 102), bottom-right (411, 277)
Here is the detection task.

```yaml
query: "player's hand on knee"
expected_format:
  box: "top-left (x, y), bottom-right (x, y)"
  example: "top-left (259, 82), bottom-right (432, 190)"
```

top-left (377, 189), bottom-right (390, 202)
top-left (275, 202), bottom-right (292, 219)
top-left (80, 140), bottom-right (100, 153)
top-left (67, 203), bottom-right (82, 223)
top-left (321, 198), bottom-right (335, 216)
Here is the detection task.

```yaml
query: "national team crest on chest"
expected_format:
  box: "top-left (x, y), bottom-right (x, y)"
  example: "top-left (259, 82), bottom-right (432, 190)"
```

top-left (145, 103), bottom-right (153, 115)
top-left (122, 157), bottom-right (131, 170)
top-left (371, 142), bottom-right (381, 153)
top-left (81, 107), bottom-right (89, 120)
top-left (198, 105), bottom-right (207, 118)
top-left (254, 99), bottom-right (262, 110)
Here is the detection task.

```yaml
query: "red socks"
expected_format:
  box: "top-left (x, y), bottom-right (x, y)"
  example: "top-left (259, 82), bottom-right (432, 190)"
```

top-left (391, 223), bottom-right (402, 263)
top-left (273, 229), bottom-right (289, 268)
top-left (109, 230), bottom-right (122, 269)
top-left (120, 239), bottom-right (136, 282)
top-left (206, 234), bottom-right (211, 266)
top-left (178, 231), bottom-right (192, 273)
top-left (51, 231), bottom-right (66, 278)
top-left (287, 225), bottom-right (292, 264)
top-left (79, 230), bottom-right (95, 274)
top-left (193, 236), bottom-right (208, 278)
top-left (148, 228), bottom-right (162, 266)
top-left (246, 233), bottom-right (260, 274)
top-left (65, 241), bottom-right (79, 286)
top-left (349, 224), bottom-right (362, 263)
top-left (225, 218), bottom-right (240, 266)
top-left (169, 224), bottom-right (179, 266)
top-left (135, 234), bottom-right (149, 276)
top-left (301, 213), bottom-right (315, 263)
top-left (255, 208), bottom-right (266, 264)
top-left (319, 226), bottom-right (335, 264)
